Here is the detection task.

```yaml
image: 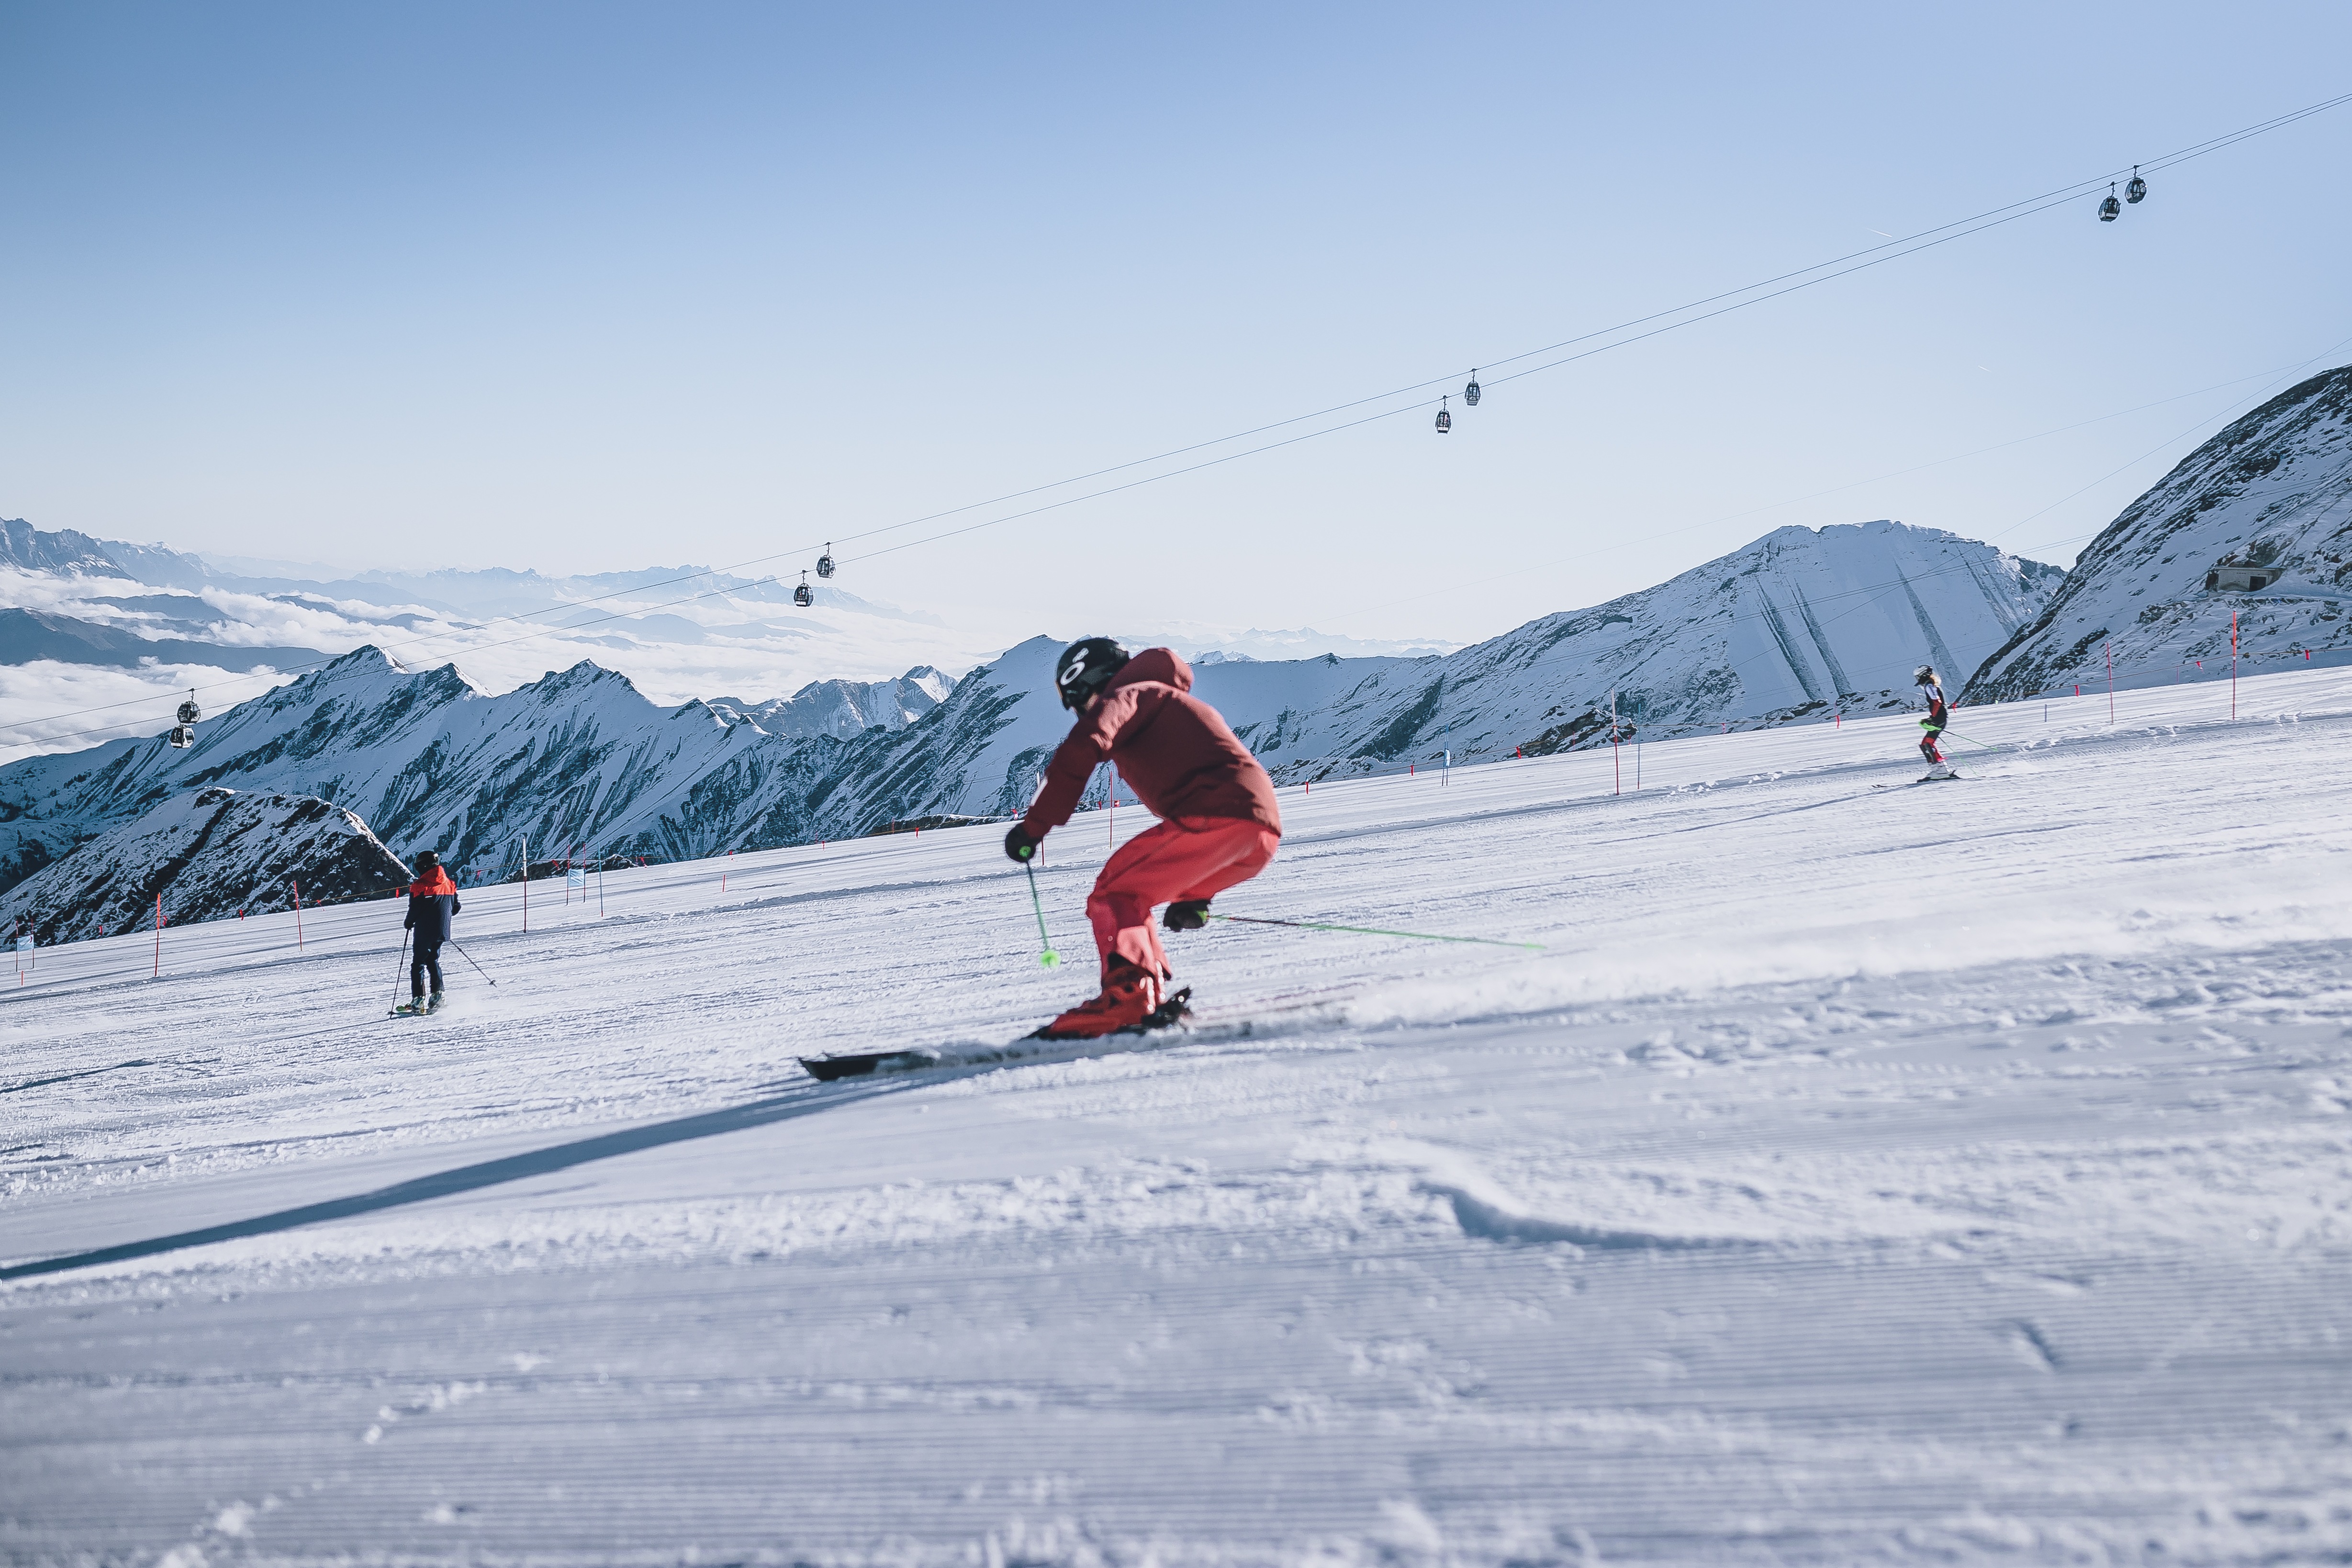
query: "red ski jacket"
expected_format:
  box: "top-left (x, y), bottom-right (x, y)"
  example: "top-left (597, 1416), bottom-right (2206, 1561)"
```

top-left (1022, 648), bottom-right (1281, 840)
top-left (403, 865), bottom-right (461, 944)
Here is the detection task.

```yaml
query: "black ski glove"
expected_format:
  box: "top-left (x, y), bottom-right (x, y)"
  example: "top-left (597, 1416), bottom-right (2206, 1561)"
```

top-left (1163, 898), bottom-right (1210, 931)
top-left (1004, 825), bottom-right (1039, 863)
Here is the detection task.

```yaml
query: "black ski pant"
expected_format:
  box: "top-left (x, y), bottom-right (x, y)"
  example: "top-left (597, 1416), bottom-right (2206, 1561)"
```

top-left (411, 942), bottom-right (445, 997)
top-left (1919, 726), bottom-right (1945, 764)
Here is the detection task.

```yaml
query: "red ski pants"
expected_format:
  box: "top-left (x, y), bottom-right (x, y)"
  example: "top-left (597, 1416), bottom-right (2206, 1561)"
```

top-left (1087, 815), bottom-right (1279, 982)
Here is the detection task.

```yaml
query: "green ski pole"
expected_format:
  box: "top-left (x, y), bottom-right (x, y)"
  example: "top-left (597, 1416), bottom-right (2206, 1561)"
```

top-left (1211, 914), bottom-right (1541, 951)
top-left (1024, 860), bottom-right (1061, 968)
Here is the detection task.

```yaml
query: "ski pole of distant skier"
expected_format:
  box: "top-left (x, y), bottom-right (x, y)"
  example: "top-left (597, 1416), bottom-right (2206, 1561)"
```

top-left (1211, 914), bottom-right (1542, 951)
top-left (1023, 860), bottom-right (1061, 968)
top-left (446, 937), bottom-right (499, 986)
top-left (391, 930), bottom-right (411, 1011)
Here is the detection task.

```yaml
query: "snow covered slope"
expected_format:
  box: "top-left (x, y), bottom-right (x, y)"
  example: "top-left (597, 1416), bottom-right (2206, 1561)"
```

top-left (0, 787), bottom-right (408, 943)
top-left (4, 665), bottom-right (2350, 1562)
top-left (1968, 364), bottom-right (2352, 701)
top-left (1235, 518), bottom-right (2059, 774)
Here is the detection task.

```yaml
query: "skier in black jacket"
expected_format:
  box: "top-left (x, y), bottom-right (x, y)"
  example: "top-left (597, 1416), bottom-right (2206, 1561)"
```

top-left (397, 850), bottom-right (461, 1014)
top-left (1915, 665), bottom-right (1954, 780)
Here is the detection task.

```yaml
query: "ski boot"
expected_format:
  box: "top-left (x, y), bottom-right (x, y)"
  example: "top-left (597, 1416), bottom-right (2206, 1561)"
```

top-left (1037, 959), bottom-right (1162, 1040)
top-left (1922, 761), bottom-right (1958, 781)
top-left (426, 990), bottom-right (446, 1014)
top-left (393, 995), bottom-right (429, 1016)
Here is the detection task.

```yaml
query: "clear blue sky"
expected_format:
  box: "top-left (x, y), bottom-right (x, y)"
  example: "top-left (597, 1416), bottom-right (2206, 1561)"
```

top-left (3, 2), bottom-right (2348, 649)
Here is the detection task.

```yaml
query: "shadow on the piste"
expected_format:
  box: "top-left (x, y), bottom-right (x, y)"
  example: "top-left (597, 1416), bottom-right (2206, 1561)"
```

top-left (0, 1076), bottom-right (895, 1282)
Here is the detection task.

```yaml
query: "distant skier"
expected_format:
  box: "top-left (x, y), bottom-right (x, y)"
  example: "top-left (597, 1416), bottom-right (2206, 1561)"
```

top-left (396, 850), bottom-right (461, 1014)
top-left (1915, 665), bottom-right (1955, 780)
top-left (1004, 639), bottom-right (1282, 1038)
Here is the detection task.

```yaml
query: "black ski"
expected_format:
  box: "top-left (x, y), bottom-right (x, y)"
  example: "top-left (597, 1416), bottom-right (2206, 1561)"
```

top-left (800, 988), bottom-right (1194, 1082)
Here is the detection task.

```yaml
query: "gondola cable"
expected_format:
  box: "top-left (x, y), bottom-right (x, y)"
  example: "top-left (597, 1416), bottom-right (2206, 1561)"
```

top-left (11, 88), bottom-right (2351, 750)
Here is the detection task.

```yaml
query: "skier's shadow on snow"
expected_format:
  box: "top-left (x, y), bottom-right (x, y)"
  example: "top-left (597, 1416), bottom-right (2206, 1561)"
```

top-left (0, 1076), bottom-right (900, 1282)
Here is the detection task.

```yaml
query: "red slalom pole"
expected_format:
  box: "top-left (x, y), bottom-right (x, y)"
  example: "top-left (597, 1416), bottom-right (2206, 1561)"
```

top-left (2106, 641), bottom-right (2115, 723)
top-left (152, 892), bottom-right (162, 977)
top-left (2231, 609), bottom-right (2239, 718)
top-left (293, 877), bottom-right (304, 951)
top-left (1610, 693), bottom-right (1621, 796)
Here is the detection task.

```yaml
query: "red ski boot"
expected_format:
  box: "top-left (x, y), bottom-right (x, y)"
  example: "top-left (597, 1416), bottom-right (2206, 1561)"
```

top-left (1038, 959), bottom-right (1162, 1040)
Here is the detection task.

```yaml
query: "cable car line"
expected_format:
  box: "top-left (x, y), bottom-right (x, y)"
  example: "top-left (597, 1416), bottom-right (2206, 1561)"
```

top-left (10, 89), bottom-right (2350, 752)
top-left (1311, 341), bottom-right (2352, 630)
top-left (1984, 325), bottom-right (2352, 550)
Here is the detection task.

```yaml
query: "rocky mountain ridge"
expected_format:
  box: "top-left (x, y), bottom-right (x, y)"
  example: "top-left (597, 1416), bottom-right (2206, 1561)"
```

top-left (1967, 365), bottom-right (2352, 701)
top-left (0, 786), bottom-right (409, 945)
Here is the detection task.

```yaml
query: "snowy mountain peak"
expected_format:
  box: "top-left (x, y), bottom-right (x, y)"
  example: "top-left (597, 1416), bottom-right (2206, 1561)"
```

top-left (1968, 364), bottom-right (2352, 700)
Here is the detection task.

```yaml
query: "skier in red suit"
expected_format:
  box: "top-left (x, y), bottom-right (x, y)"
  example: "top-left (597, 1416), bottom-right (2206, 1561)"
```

top-left (1005, 639), bottom-right (1281, 1038)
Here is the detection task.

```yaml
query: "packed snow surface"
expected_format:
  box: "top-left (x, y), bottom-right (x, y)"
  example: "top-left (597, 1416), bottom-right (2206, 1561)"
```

top-left (4, 667), bottom-right (2351, 1563)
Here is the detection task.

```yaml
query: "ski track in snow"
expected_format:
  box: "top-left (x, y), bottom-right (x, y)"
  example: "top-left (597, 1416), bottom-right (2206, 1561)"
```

top-left (4, 672), bottom-right (2352, 1564)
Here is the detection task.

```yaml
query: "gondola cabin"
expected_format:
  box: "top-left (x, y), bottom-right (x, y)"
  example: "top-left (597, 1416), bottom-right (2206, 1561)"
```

top-left (168, 725), bottom-right (195, 749)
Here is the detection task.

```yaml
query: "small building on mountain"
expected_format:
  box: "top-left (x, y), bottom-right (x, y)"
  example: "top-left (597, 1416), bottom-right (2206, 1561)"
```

top-left (2205, 563), bottom-right (2282, 593)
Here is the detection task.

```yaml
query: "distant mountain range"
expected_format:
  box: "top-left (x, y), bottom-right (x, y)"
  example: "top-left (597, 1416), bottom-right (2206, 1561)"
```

top-left (0, 607), bottom-right (325, 673)
top-left (0, 519), bottom-right (2057, 918)
top-left (11, 363), bottom-right (2351, 937)
top-left (0, 519), bottom-right (1453, 755)
top-left (707, 670), bottom-right (955, 740)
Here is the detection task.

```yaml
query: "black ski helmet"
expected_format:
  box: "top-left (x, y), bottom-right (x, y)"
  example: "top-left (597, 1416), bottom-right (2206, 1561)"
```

top-left (1054, 638), bottom-right (1130, 711)
top-left (1914, 665), bottom-right (1939, 686)
top-left (414, 849), bottom-right (439, 871)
